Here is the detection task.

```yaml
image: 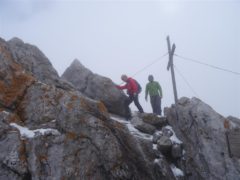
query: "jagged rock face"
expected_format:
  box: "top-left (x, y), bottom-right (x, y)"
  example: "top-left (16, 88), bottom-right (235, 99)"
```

top-left (0, 38), bottom-right (35, 110)
top-left (7, 37), bottom-right (73, 90)
top-left (0, 37), bottom-right (175, 180)
top-left (62, 59), bottom-right (129, 117)
top-left (165, 97), bottom-right (240, 180)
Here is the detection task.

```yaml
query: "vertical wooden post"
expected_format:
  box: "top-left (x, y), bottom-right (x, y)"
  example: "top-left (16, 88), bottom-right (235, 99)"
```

top-left (167, 36), bottom-right (179, 120)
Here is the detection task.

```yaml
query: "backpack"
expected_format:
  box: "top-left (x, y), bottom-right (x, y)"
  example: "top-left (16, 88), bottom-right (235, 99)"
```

top-left (135, 80), bottom-right (142, 94)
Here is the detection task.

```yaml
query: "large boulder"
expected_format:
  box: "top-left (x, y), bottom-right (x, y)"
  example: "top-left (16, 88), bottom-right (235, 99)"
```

top-left (157, 136), bottom-right (172, 155)
top-left (131, 115), bottom-right (156, 135)
top-left (62, 59), bottom-right (129, 117)
top-left (141, 113), bottom-right (167, 129)
top-left (165, 97), bottom-right (240, 180)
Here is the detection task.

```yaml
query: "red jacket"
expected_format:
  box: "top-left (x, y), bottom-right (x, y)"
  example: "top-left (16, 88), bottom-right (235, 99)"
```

top-left (117, 77), bottom-right (138, 95)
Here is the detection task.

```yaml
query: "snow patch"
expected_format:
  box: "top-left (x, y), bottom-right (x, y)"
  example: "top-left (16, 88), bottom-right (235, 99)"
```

top-left (110, 114), bottom-right (152, 140)
top-left (153, 144), bottom-right (157, 150)
top-left (170, 164), bottom-right (184, 177)
top-left (154, 158), bottom-right (160, 164)
top-left (1, 111), bottom-right (10, 115)
top-left (165, 125), bottom-right (182, 144)
top-left (10, 123), bottom-right (60, 139)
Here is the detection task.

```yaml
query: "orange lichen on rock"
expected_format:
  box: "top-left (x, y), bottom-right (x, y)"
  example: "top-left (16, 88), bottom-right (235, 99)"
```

top-left (97, 101), bottom-right (108, 114)
top-left (80, 97), bottom-right (91, 111)
top-left (66, 95), bottom-right (79, 110)
top-left (55, 91), bottom-right (64, 103)
top-left (70, 95), bottom-right (78, 101)
top-left (112, 121), bottom-right (125, 131)
top-left (38, 154), bottom-right (48, 162)
top-left (0, 62), bottom-right (34, 108)
top-left (0, 45), bottom-right (13, 60)
top-left (66, 102), bottom-right (74, 111)
top-left (224, 119), bottom-right (230, 129)
top-left (66, 132), bottom-right (77, 140)
top-left (19, 140), bottom-right (27, 162)
top-left (8, 113), bottom-right (24, 124)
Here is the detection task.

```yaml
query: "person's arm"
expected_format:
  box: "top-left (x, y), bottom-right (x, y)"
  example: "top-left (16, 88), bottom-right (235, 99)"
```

top-left (116, 84), bottom-right (127, 90)
top-left (145, 84), bottom-right (149, 101)
top-left (157, 82), bottom-right (163, 98)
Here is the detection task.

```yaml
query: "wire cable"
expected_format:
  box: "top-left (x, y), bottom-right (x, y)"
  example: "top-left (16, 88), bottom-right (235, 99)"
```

top-left (174, 64), bottom-right (200, 98)
top-left (175, 54), bottom-right (240, 76)
top-left (131, 52), bottom-right (168, 77)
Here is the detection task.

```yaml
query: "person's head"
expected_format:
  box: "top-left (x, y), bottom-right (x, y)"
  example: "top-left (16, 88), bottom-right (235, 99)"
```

top-left (121, 74), bottom-right (128, 82)
top-left (148, 75), bottom-right (154, 82)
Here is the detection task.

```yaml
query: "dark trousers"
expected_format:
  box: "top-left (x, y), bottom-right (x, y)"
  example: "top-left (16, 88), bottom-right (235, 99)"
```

top-left (125, 94), bottom-right (144, 118)
top-left (150, 95), bottom-right (161, 115)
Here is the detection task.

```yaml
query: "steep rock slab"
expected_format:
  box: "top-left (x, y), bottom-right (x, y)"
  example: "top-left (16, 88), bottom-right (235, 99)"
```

top-left (0, 111), bottom-right (30, 180)
top-left (14, 82), bottom-right (172, 180)
top-left (7, 37), bottom-right (73, 90)
top-left (165, 97), bottom-right (240, 180)
top-left (62, 59), bottom-right (129, 117)
top-left (0, 38), bottom-right (35, 110)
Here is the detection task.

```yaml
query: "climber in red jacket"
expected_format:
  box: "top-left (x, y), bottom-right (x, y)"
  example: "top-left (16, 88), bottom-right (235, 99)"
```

top-left (116, 74), bottom-right (144, 119)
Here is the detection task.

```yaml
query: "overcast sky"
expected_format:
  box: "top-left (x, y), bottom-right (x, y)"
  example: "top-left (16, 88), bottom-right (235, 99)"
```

top-left (0, 0), bottom-right (239, 118)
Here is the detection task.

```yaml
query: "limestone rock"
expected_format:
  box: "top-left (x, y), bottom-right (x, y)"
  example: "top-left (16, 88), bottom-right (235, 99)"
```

top-left (0, 37), bottom-right (174, 180)
top-left (165, 97), bottom-right (240, 180)
top-left (141, 113), bottom-right (167, 129)
top-left (62, 59), bottom-right (129, 117)
top-left (8, 37), bottom-right (73, 90)
top-left (152, 131), bottom-right (163, 144)
top-left (157, 136), bottom-right (172, 155)
top-left (171, 143), bottom-right (182, 159)
top-left (131, 115), bottom-right (156, 135)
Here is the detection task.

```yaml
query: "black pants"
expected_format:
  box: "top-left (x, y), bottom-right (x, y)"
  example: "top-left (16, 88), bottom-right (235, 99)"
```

top-left (125, 94), bottom-right (144, 118)
top-left (150, 95), bottom-right (161, 115)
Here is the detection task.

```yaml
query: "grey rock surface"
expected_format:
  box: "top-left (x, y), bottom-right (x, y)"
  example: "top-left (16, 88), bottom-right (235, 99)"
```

top-left (165, 97), bottom-right (240, 180)
top-left (8, 37), bottom-right (73, 90)
top-left (62, 59), bottom-right (129, 117)
top-left (141, 113), bottom-right (167, 129)
top-left (152, 131), bottom-right (163, 144)
top-left (171, 144), bottom-right (182, 159)
top-left (157, 136), bottom-right (172, 155)
top-left (0, 37), bottom-right (175, 180)
top-left (131, 115), bottom-right (156, 135)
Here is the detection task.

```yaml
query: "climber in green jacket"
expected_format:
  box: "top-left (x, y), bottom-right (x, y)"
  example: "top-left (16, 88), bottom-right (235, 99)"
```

top-left (145, 75), bottom-right (163, 116)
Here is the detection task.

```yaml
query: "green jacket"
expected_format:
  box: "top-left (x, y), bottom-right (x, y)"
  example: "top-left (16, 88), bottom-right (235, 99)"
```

top-left (145, 81), bottom-right (162, 97)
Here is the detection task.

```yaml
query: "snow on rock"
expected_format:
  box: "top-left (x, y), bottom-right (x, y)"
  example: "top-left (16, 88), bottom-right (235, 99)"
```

top-left (2, 111), bottom-right (10, 115)
top-left (153, 144), bottom-right (157, 150)
top-left (10, 123), bottom-right (60, 139)
top-left (165, 125), bottom-right (182, 144)
top-left (170, 164), bottom-right (184, 177)
top-left (110, 114), bottom-right (152, 140)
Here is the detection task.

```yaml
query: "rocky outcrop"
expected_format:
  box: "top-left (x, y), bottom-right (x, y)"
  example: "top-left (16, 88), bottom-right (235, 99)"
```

top-left (165, 97), bottom-right (240, 180)
top-left (3, 36), bottom-right (239, 180)
top-left (62, 59), bottom-right (129, 117)
top-left (0, 37), bottom-right (176, 180)
top-left (7, 37), bottom-right (73, 90)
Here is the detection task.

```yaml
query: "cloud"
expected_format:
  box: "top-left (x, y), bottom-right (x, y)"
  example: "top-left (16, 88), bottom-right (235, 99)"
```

top-left (0, 0), bottom-right (55, 22)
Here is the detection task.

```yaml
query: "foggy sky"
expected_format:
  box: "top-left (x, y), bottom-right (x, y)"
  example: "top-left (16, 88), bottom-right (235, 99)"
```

top-left (0, 0), bottom-right (239, 118)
